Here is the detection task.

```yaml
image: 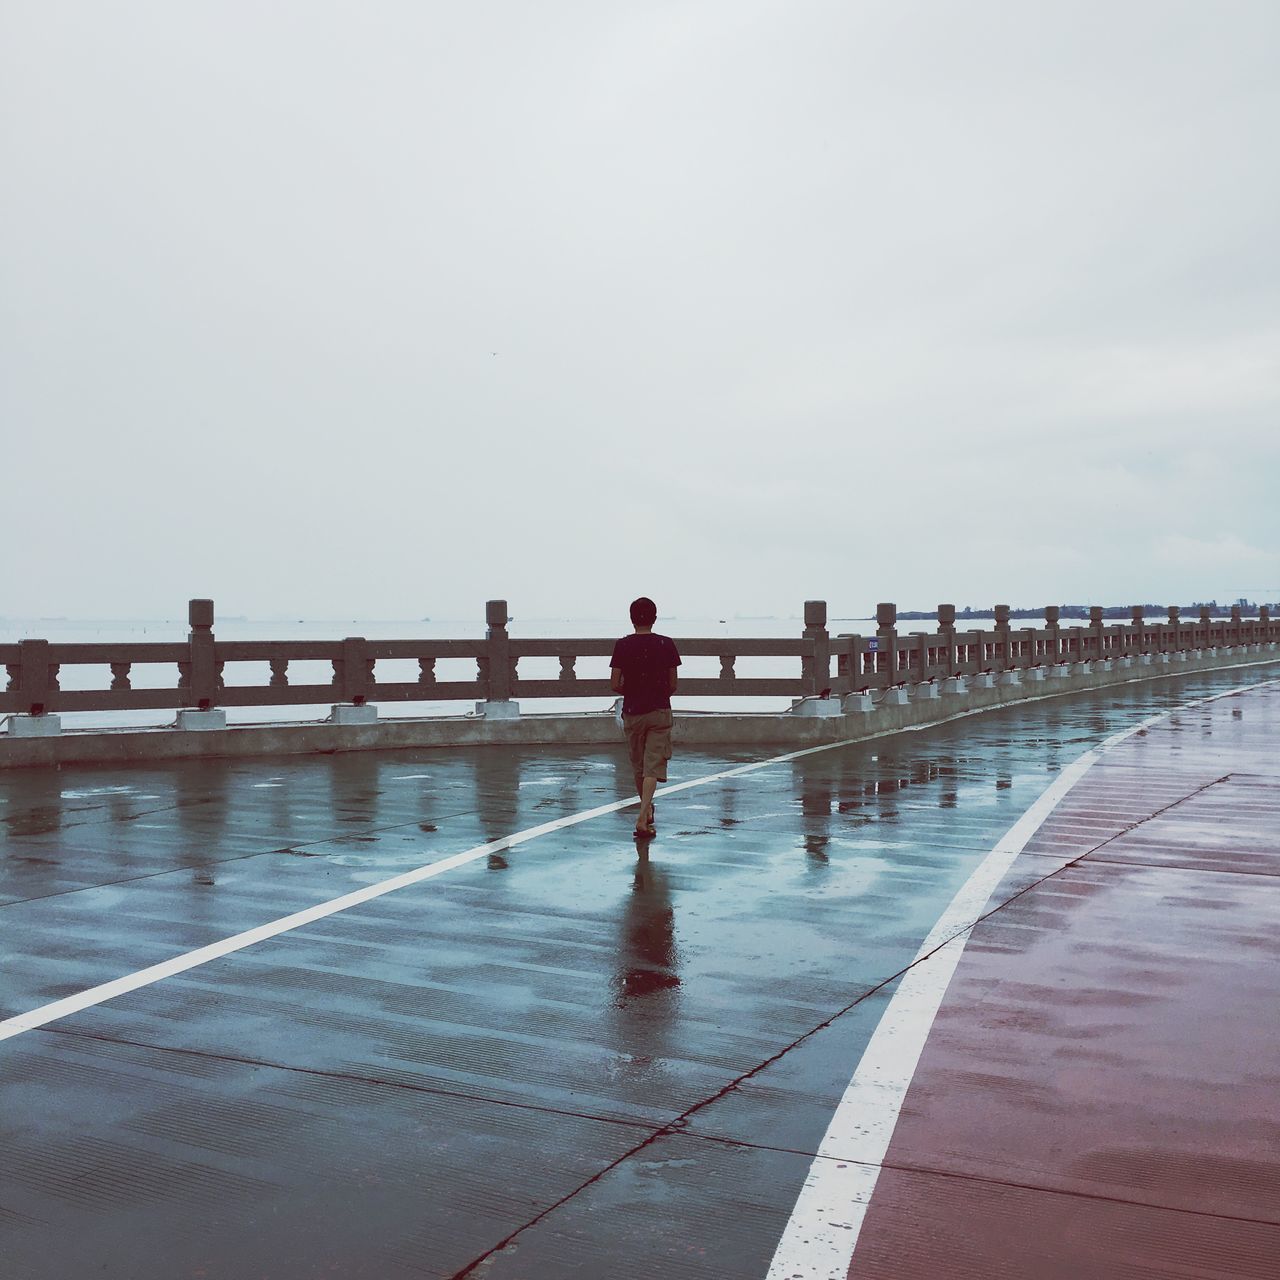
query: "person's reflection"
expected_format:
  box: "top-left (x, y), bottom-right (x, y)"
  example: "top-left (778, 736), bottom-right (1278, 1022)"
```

top-left (329, 750), bottom-right (382, 829)
top-left (604, 850), bottom-right (681, 1094)
top-left (471, 748), bottom-right (523, 869)
top-left (936, 754), bottom-right (959, 809)
top-left (719, 775), bottom-right (739, 829)
top-left (175, 758), bottom-right (230, 886)
top-left (1, 765), bottom-right (64, 840)
top-left (793, 759), bottom-right (834, 862)
top-left (612, 850), bottom-right (680, 1004)
top-left (0, 767), bottom-right (66, 904)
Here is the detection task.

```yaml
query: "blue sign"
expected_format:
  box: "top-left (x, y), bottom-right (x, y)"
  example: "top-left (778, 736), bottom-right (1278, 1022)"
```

top-left (866, 638), bottom-right (879, 652)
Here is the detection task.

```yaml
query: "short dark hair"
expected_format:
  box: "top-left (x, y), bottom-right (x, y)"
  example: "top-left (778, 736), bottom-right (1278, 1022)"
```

top-left (629, 596), bottom-right (657, 627)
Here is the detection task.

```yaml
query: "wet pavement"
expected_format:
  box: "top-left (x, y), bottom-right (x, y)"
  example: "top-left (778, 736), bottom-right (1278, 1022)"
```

top-left (848, 679), bottom-right (1280, 1280)
top-left (1, 666), bottom-right (1277, 1279)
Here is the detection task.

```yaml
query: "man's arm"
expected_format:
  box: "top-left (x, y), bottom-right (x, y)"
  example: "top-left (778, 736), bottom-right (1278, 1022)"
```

top-left (611, 667), bottom-right (625, 695)
top-left (668, 668), bottom-right (678, 694)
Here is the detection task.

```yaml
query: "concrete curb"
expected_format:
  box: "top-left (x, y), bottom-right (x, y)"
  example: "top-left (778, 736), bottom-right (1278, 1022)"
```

top-left (2, 650), bottom-right (1277, 770)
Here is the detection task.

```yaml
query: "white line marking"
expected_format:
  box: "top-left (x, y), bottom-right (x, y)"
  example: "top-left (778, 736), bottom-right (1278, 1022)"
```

top-left (764, 676), bottom-right (1278, 1280)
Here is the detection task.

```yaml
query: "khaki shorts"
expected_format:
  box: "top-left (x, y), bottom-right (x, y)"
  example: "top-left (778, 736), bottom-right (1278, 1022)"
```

top-left (623, 708), bottom-right (674, 783)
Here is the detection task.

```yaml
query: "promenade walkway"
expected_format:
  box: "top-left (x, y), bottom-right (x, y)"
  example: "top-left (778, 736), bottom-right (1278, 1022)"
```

top-left (1, 665), bottom-right (1277, 1278)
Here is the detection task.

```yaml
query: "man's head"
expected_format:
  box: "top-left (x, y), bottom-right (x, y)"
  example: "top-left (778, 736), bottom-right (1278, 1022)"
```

top-left (629, 596), bottom-right (657, 629)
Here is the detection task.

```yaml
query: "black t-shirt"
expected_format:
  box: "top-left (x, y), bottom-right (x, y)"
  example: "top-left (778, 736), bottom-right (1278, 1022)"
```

top-left (610, 633), bottom-right (681, 715)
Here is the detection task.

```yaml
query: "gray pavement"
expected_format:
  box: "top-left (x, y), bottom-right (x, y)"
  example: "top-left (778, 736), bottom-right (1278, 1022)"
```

top-left (1, 665), bottom-right (1275, 1279)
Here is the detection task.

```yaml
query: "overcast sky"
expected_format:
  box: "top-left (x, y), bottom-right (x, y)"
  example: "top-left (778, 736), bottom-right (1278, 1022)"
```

top-left (3, 1), bottom-right (1278, 622)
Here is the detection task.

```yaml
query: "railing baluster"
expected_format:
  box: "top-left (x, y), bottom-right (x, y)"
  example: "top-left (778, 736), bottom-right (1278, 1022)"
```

top-left (269, 658), bottom-right (289, 688)
top-left (110, 662), bottom-right (132, 691)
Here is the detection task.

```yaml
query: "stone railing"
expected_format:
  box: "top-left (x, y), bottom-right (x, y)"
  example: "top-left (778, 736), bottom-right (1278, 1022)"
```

top-left (2, 597), bottom-right (1277, 738)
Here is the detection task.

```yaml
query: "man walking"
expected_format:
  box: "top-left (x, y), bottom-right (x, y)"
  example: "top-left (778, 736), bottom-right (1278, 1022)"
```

top-left (610, 597), bottom-right (681, 839)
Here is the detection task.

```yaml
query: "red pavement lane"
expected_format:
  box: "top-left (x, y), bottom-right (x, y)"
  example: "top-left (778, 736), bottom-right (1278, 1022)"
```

top-left (849, 683), bottom-right (1280, 1279)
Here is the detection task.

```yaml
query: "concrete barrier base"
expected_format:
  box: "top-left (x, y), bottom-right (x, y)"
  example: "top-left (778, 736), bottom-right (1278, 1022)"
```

top-left (5, 714), bottom-right (62, 738)
top-left (475, 701), bottom-right (521, 720)
top-left (790, 696), bottom-right (842, 717)
top-left (176, 710), bottom-right (227, 731)
top-left (330, 704), bottom-right (378, 726)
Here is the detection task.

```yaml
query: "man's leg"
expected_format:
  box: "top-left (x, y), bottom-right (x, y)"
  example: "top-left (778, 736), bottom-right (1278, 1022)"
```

top-left (638, 711), bottom-right (672, 831)
top-left (638, 775), bottom-right (658, 831)
top-left (634, 772), bottom-right (655, 824)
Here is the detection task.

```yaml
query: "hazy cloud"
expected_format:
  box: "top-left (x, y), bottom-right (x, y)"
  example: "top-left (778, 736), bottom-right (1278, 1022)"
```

top-left (3, 1), bottom-right (1277, 621)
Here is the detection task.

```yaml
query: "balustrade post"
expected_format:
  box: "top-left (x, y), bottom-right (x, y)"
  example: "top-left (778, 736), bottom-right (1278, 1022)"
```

top-left (328, 636), bottom-right (378, 723)
top-left (937, 604), bottom-right (956, 676)
top-left (178, 598), bottom-right (227, 730)
top-left (186, 598), bottom-right (217, 709)
top-left (476, 598), bottom-right (520, 719)
top-left (1260, 606), bottom-right (1272, 646)
top-left (792, 599), bottom-right (839, 715)
top-left (5, 638), bottom-right (62, 736)
top-left (1129, 606), bottom-right (1144, 656)
top-left (15, 638), bottom-right (53, 714)
top-left (993, 604), bottom-right (1011, 670)
top-left (340, 637), bottom-right (374, 704)
top-left (1230, 605), bottom-right (1242, 648)
top-left (1045, 605), bottom-right (1061, 664)
top-left (1089, 606), bottom-right (1105, 661)
top-left (1198, 606), bottom-right (1211, 651)
top-left (1165, 606), bottom-right (1180, 655)
top-left (802, 600), bottom-right (830, 695)
top-left (876, 602), bottom-right (898, 685)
